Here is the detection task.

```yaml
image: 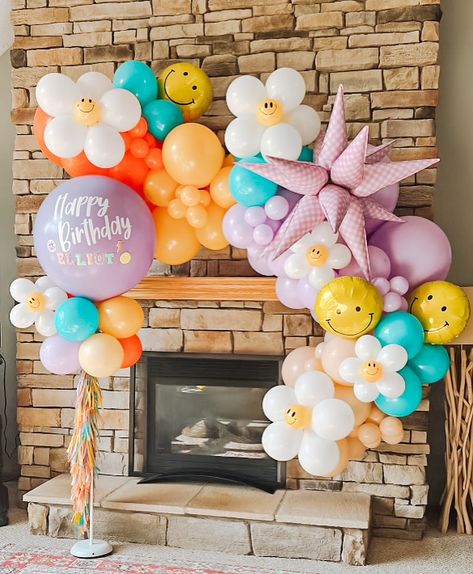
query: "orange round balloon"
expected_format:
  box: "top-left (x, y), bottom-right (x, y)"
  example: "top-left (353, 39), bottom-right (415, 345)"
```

top-left (346, 436), bottom-right (367, 461)
top-left (194, 202), bottom-right (228, 251)
top-left (98, 296), bottom-right (144, 339)
top-left (379, 416), bottom-right (403, 437)
top-left (186, 205), bottom-right (208, 229)
top-left (367, 404), bottom-right (386, 425)
top-left (153, 207), bottom-right (201, 265)
top-left (282, 346), bottom-right (321, 388)
top-left (62, 151), bottom-right (109, 178)
top-left (119, 334), bottom-right (143, 368)
top-left (33, 108), bottom-right (62, 165)
top-left (357, 422), bottom-right (381, 449)
top-left (382, 430), bottom-right (404, 445)
top-left (324, 438), bottom-right (349, 477)
top-left (144, 169), bottom-right (178, 207)
top-left (210, 166), bottom-right (236, 209)
top-left (334, 384), bottom-right (371, 426)
top-left (109, 153), bottom-right (149, 193)
top-left (162, 123), bottom-right (225, 187)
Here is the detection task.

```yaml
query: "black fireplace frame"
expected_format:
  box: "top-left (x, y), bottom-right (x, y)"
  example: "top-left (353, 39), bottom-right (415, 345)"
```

top-left (128, 351), bottom-right (286, 493)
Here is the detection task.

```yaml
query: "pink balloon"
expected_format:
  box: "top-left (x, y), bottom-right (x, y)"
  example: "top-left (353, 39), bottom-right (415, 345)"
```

top-left (282, 346), bottom-right (322, 387)
top-left (372, 277), bottom-right (390, 296)
top-left (340, 245), bottom-right (391, 279)
top-left (370, 216), bottom-right (452, 289)
top-left (365, 183), bottom-right (399, 236)
top-left (383, 291), bottom-right (402, 313)
top-left (390, 275), bottom-right (409, 295)
top-left (275, 276), bottom-right (304, 309)
top-left (247, 242), bottom-right (273, 276)
top-left (297, 277), bottom-right (318, 310)
top-left (321, 336), bottom-right (357, 385)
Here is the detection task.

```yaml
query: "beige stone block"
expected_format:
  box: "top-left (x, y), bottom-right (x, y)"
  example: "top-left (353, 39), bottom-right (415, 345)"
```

top-left (27, 48), bottom-right (82, 67)
top-left (153, 40), bottom-right (170, 59)
top-left (150, 23), bottom-right (203, 40)
top-left (70, 1), bottom-right (151, 21)
top-left (297, 12), bottom-right (343, 31)
top-left (372, 89), bottom-right (437, 108)
top-left (73, 20), bottom-right (112, 33)
top-left (11, 7), bottom-right (68, 24)
top-left (18, 407), bottom-right (61, 428)
top-left (346, 11), bottom-right (376, 26)
top-left (407, 454), bottom-right (428, 466)
top-left (21, 432), bottom-right (63, 448)
top-left (342, 528), bottom-right (368, 566)
top-left (101, 391), bottom-right (128, 410)
top-left (28, 502), bottom-right (48, 534)
top-left (21, 465), bottom-right (51, 478)
top-left (32, 389), bottom-right (76, 408)
top-left (375, 442), bottom-right (429, 454)
top-left (251, 37), bottom-right (312, 53)
top-left (49, 449), bottom-right (69, 472)
top-left (183, 330), bottom-right (232, 353)
top-left (14, 36), bottom-right (63, 49)
top-left (48, 506), bottom-right (77, 538)
top-left (18, 374), bottom-right (74, 389)
top-left (13, 160), bottom-right (63, 180)
top-left (149, 308), bottom-right (180, 328)
top-left (367, 0), bottom-right (423, 7)
top-left (13, 180), bottom-right (29, 195)
top-left (19, 446), bottom-right (34, 465)
top-left (64, 32), bottom-right (112, 47)
top-left (84, 45), bottom-right (133, 64)
top-left (242, 14), bottom-right (293, 33)
top-left (205, 20), bottom-right (240, 36)
top-left (349, 31), bottom-right (419, 47)
top-left (252, 522), bottom-right (342, 561)
top-left (12, 66), bottom-right (57, 88)
top-left (384, 66), bottom-right (419, 90)
top-left (284, 314), bottom-right (312, 336)
top-left (422, 21), bottom-right (439, 41)
top-left (96, 451), bottom-right (126, 476)
top-left (384, 465), bottom-right (426, 486)
top-left (381, 119), bottom-right (434, 138)
top-left (411, 430), bottom-right (427, 443)
top-left (421, 65), bottom-right (439, 89)
top-left (205, 8), bottom-right (253, 23)
top-left (262, 314), bottom-right (283, 332)
top-left (277, 51), bottom-right (314, 70)
top-left (153, 0), bottom-right (190, 13)
top-left (394, 503), bottom-right (425, 519)
top-left (411, 485), bottom-right (429, 505)
top-left (167, 516), bottom-right (251, 554)
top-left (139, 328), bottom-right (183, 352)
top-left (239, 52), bottom-right (275, 74)
top-left (234, 332), bottom-right (284, 354)
top-left (33, 447), bottom-right (49, 466)
top-left (340, 461), bottom-right (383, 484)
top-left (95, 509), bottom-right (166, 544)
top-left (316, 48), bottom-right (378, 72)
top-left (181, 308), bottom-right (262, 331)
top-left (14, 213), bottom-right (30, 234)
top-left (176, 44), bottom-right (211, 58)
top-left (379, 453), bottom-right (406, 464)
top-left (380, 42), bottom-right (438, 68)
top-left (330, 70), bottom-right (383, 93)
top-left (321, 1), bottom-right (363, 11)
top-left (342, 482), bottom-right (410, 499)
top-left (313, 36), bottom-right (348, 50)
top-left (100, 409), bottom-right (129, 431)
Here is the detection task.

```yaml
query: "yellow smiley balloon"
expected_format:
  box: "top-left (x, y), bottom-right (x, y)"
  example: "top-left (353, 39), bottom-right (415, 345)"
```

top-left (158, 63), bottom-right (212, 122)
top-left (315, 277), bottom-right (384, 339)
top-left (408, 281), bottom-right (470, 344)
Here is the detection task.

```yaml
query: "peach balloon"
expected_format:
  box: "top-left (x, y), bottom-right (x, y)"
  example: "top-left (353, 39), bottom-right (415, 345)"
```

top-left (194, 202), bottom-right (229, 251)
top-left (357, 422), bottom-right (381, 449)
top-left (367, 404), bottom-right (386, 425)
top-left (334, 384), bottom-right (371, 426)
top-left (153, 207), bottom-right (201, 265)
top-left (321, 336), bottom-right (357, 385)
top-left (210, 166), bottom-right (236, 209)
top-left (382, 430), bottom-right (404, 445)
top-left (379, 417), bottom-right (404, 445)
top-left (186, 205), bottom-right (208, 229)
top-left (346, 436), bottom-right (367, 461)
top-left (282, 346), bottom-right (321, 387)
top-left (223, 154), bottom-right (235, 167)
top-left (324, 438), bottom-right (350, 477)
top-left (98, 296), bottom-right (144, 339)
top-left (162, 123), bottom-right (225, 187)
top-left (144, 169), bottom-right (178, 207)
top-left (79, 333), bottom-right (124, 378)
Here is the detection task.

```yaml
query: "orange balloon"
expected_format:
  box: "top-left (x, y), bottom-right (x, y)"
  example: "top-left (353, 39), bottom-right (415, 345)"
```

top-left (98, 296), bottom-right (144, 339)
top-left (168, 198), bottom-right (186, 219)
top-left (379, 416), bottom-right (403, 440)
top-left (109, 153), bottom-right (149, 193)
top-left (194, 202), bottom-right (228, 251)
top-left (153, 207), bottom-right (201, 265)
top-left (367, 404), bottom-right (386, 425)
top-left (199, 189), bottom-right (211, 207)
top-left (33, 108), bottom-right (62, 165)
top-left (144, 169), bottom-right (178, 207)
top-left (162, 123), bottom-right (225, 187)
top-left (62, 151), bottom-right (109, 178)
top-left (145, 148), bottom-right (164, 170)
top-left (357, 422), bottom-right (381, 449)
top-left (346, 436), bottom-right (367, 461)
top-left (282, 346), bottom-right (321, 387)
top-left (180, 185), bottom-right (201, 207)
top-left (223, 153), bottom-right (235, 167)
top-left (382, 430), bottom-right (404, 445)
top-left (129, 117), bottom-right (148, 138)
top-left (130, 138), bottom-right (149, 159)
top-left (186, 205), bottom-right (208, 229)
top-left (334, 384), bottom-right (371, 426)
top-left (79, 333), bottom-right (124, 378)
top-left (119, 334), bottom-right (143, 368)
top-left (324, 438), bottom-right (350, 477)
top-left (210, 166), bottom-right (236, 209)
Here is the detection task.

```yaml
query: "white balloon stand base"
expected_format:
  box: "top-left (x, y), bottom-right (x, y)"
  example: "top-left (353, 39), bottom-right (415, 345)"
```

top-left (70, 475), bottom-right (112, 559)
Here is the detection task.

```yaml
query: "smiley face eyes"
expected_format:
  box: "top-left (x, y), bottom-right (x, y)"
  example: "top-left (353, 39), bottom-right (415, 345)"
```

top-left (355, 306), bottom-right (361, 312)
top-left (441, 306), bottom-right (447, 312)
top-left (286, 408), bottom-right (295, 418)
top-left (264, 101), bottom-right (275, 109)
top-left (79, 98), bottom-right (92, 104)
top-left (183, 71), bottom-right (188, 76)
top-left (192, 85), bottom-right (197, 90)
top-left (336, 309), bottom-right (341, 315)
top-left (427, 295), bottom-right (433, 300)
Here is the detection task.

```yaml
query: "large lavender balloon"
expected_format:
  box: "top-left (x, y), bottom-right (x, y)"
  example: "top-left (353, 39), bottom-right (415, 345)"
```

top-left (34, 176), bottom-right (155, 300)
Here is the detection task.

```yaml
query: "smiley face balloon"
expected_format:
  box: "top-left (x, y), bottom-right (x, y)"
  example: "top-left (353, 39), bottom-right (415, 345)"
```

top-left (158, 63), bottom-right (212, 122)
top-left (408, 281), bottom-right (470, 344)
top-left (315, 277), bottom-right (384, 339)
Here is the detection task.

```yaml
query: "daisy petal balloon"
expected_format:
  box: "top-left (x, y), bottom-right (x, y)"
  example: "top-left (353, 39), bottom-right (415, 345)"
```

top-left (224, 68), bottom-right (321, 161)
top-left (36, 72), bottom-right (141, 168)
top-left (9, 276), bottom-right (68, 336)
top-left (284, 222), bottom-right (352, 289)
top-left (339, 335), bottom-right (408, 403)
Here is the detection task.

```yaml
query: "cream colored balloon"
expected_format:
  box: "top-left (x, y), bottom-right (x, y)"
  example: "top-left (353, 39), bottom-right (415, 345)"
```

top-left (79, 333), bottom-right (124, 378)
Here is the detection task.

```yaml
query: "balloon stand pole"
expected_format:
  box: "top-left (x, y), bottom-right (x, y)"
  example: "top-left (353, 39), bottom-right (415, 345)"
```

top-left (70, 474), bottom-right (112, 559)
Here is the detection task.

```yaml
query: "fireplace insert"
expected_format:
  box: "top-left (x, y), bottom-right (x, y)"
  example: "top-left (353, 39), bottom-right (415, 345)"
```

top-left (129, 352), bottom-right (285, 492)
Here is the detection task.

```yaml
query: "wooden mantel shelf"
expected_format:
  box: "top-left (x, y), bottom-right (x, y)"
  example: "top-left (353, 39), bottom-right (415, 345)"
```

top-left (129, 277), bottom-right (278, 301)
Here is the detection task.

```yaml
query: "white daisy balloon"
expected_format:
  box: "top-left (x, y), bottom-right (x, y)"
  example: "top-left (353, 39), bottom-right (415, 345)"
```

top-left (224, 68), bottom-right (321, 160)
top-left (284, 222), bottom-right (352, 289)
top-left (261, 370), bottom-right (355, 476)
top-left (36, 71), bottom-right (142, 168)
top-left (9, 276), bottom-right (68, 337)
top-left (339, 335), bottom-right (408, 403)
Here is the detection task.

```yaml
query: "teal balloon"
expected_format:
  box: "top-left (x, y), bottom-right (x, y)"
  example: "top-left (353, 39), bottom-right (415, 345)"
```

top-left (375, 366), bottom-right (422, 417)
top-left (143, 99), bottom-right (184, 141)
top-left (374, 311), bottom-right (424, 359)
top-left (230, 156), bottom-right (278, 207)
top-left (298, 146), bottom-right (314, 162)
top-left (113, 61), bottom-right (158, 107)
top-left (55, 298), bottom-right (99, 342)
top-left (409, 344), bottom-right (450, 384)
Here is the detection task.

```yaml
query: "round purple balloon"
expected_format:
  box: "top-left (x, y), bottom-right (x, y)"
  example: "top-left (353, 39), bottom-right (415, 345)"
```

top-left (340, 245), bottom-right (391, 279)
top-left (40, 334), bottom-right (81, 375)
top-left (369, 216), bottom-right (452, 290)
top-left (247, 242), bottom-right (273, 276)
top-left (33, 176), bottom-right (155, 300)
top-left (222, 204), bottom-right (253, 249)
top-left (365, 183), bottom-right (399, 236)
top-left (275, 276), bottom-right (304, 309)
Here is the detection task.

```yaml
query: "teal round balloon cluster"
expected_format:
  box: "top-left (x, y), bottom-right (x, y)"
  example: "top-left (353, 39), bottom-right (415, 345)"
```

top-left (55, 297), bottom-right (99, 342)
top-left (230, 156), bottom-right (278, 207)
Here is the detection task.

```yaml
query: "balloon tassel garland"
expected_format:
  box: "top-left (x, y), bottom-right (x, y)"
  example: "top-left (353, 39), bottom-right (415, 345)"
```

top-left (68, 371), bottom-right (112, 558)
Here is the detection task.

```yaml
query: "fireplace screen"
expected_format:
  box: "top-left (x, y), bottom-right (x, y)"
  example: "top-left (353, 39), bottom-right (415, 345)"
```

top-left (129, 352), bottom-right (285, 492)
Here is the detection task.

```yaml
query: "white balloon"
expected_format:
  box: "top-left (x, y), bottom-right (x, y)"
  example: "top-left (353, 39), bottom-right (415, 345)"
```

top-left (36, 310), bottom-right (57, 337)
top-left (266, 68), bottom-right (306, 113)
top-left (298, 431), bottom-right (340, 477)
top-left (355, 335), bottom-right (381, 362)
top-left (260, 123), bottom-right (302, 161)
top-left (44, 116), bottom-right (86, 158)
top-left (44, 287), bottom-right (68, 311)
top-left (328, 244), bottom-right (352, 269)
top-left (84, 124), bottom-right (125, 168)
top-left (100, 88), bottom-right (141, 132)
top-left (295, 371), bottom-right (334, 408)
top-left (35, 276), bottom-right (56, 291)
top-left (224, 116), bottom-right (265, 159)
top-left (285, 105), bottom-right (321, 145)
top-left (312, 398), bottom-right (355, 440)
top-left (315, 342), bottom-right (325, 359)
top-left (10, 278), bottom-right (35, 303)
top-left (262, 421), bottom-right (302, 461)
top-left (262, 385), bottom-right (296, 422)
top-left (10, 304), bottom-right (35, 328)
top-left (377, 344), bottom-right (408, 372)
top-left (284, 253), bottom-right (308, 279)
top-left (354, 382), bottom-right (379, 403)
top-left (226, 75), bottom-right (267, 117)
top-left (308, 265), bottom-right (335, 290)
top-left (338, 357), bottom-right (360, 384)
top-left (311, 222), bottom-right (338, 246)
top-left (377, 371), bottom-right (406, 398)
top-left (36, 73), bottom-right (81, 117)
top-left (77, 72), bottom-right (113, 101)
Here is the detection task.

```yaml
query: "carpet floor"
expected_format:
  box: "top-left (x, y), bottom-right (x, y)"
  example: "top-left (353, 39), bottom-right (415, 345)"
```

top-left (1, 509), bottom-right (472, 573)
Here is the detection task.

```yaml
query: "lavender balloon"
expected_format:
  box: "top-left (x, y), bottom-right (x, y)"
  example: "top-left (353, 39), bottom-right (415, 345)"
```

top-left (244, 206), bottom-right (266, 227)
top-left (34, 176), bottom-right (155, 300)
top-left (296, 278), bottom-right (318, 310)
top-left (40, 335), bottom-right (81, 375)
top-left (253, 223), bottom-right (273, 246)
top-left (222, 204), bottom-right (253, 249)
top-left (247, 242), bottom-right (273, 276)
top-left (276, 276), bottom-right (304, 309)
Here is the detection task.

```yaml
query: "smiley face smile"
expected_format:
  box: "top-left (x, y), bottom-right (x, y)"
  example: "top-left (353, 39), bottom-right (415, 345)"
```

top-left (164, 70), bottom-right (195, 106)
top-left (326, 313), bottom-right (374, 338)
